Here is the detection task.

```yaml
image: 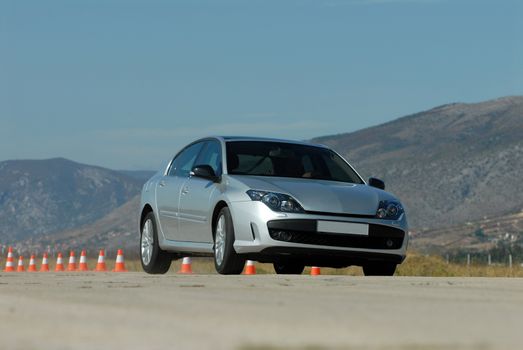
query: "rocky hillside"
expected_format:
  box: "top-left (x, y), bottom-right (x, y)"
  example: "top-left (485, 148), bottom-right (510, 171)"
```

top-left (313, 96), bottom-right (523, 231)
top-left (18, 196), bottom-right (141, 258)
top-left (0, 158), bottom-right (143, 243)
top-left (410, 210), bottom-right (523, 254)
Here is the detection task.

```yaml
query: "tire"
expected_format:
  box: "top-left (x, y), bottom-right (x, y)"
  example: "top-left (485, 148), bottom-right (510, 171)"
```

top-left (273, 261), bottom-right (305, 274)
top-left (362, 262), bottom-right (397, 276)
top-left (213, 207), bottom-right (245, 275)
top-left (140, 212), bottom-right (173, 274)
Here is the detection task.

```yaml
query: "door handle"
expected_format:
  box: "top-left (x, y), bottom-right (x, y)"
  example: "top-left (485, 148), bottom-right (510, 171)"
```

top-left (159, 181), bottom-right (166, 187)
top-left (181, 186), bottom-right (189, 195)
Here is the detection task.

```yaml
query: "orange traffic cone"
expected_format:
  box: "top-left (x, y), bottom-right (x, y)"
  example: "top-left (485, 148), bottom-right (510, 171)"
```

top-left (112, 249), bottom-right (128, 272)
top-left (179, 257), bottom-right (193, 274)
top-left (27, 254), bottom-right (37, 272)
top-left (16, 256), bottom-right (25, 272)
top-left (243, 260), bottom-right (256, 275)
top-left (55, 253), bottom-right (65, 272)
top-left (40, 253), bottom-right (50, 272)
top-left (67, 251), bottom-right (77, 271)
top-left (3, 247), bottom-right (15, 272)
top-left (94, 249), bottom-right (107, 272)
top-left (310, 266), bottom-right (321, 276)
top-left (78, 250), bottom-right (89, 271)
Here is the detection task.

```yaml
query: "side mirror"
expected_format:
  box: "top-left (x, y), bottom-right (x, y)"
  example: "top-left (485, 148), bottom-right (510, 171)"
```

top-left (368, 177), bottom-right (385, 190)
top-left (191, 165), bottom-right (220, 182)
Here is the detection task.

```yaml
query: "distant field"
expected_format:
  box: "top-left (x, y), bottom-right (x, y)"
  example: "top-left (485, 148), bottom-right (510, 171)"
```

top-left (3, 253), bottom-right (522, 277)
top-left (395, 254), bottom-right (523, 277)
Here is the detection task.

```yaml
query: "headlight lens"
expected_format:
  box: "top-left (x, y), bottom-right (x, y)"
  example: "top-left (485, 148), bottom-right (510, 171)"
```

top-left (376, 200), bottom-right (403, 220)
top-left (246, 190), bottom-right (305, 213)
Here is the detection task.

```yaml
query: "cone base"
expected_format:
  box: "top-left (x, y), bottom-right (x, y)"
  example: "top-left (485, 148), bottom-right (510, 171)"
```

top-left (94, 265), bottom-right (108, 272)
top-left (310, 267), bottom-right (321, 276)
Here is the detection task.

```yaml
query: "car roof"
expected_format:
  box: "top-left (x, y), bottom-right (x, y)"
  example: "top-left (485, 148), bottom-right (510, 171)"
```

top-left (209, 136), bottom-right (329, 148)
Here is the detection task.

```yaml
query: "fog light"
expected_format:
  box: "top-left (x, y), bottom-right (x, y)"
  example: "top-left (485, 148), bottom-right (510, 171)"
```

top-left (386, 239), bottom-right (394, 247)
top-left (272, 230), bottom-right (293, 242)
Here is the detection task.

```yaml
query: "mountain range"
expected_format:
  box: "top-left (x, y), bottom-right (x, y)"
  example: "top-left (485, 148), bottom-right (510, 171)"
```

top-left (2, 96), bottom-right (522, 255)
top-left (0, 158), bottom-right (142, 243)
top-left (313, 96), bottom-right (523, 230)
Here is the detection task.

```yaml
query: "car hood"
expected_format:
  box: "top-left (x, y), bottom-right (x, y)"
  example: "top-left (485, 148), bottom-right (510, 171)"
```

top-left (231, 175), bottom-right (398, 215)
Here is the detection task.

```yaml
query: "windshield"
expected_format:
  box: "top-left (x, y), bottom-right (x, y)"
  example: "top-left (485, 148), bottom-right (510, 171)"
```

top-left (226, 141), bottom-right (364, 184)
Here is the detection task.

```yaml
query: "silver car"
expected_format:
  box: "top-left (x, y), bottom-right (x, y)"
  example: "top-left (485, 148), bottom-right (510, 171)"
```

top-left (139, 136), bottom-right (408, 275)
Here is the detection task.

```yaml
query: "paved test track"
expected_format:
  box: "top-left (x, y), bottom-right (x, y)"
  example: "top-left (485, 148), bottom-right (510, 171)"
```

top-left (0, 273), bottom-right (522, 350)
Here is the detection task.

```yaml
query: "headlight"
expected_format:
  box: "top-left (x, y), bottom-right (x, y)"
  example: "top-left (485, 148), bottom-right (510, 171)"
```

top-left (246, 190), bottom-right (305, 213)
top-left (376, 200), bottom-right (403, 220)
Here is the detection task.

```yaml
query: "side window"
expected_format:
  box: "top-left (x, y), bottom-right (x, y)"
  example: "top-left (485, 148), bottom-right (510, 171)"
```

top-left (168, 142), bottom-right (205, 177)
top-left (194, 141), bottom-right (222, 176)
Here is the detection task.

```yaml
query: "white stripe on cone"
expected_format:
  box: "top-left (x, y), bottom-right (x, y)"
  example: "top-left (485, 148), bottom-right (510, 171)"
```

top-left (80, 255), bottom-right (87, 263)
top-left (98, 255), bottom-right (105, 263)
top-left (116, 255), bottom-right (124, 263)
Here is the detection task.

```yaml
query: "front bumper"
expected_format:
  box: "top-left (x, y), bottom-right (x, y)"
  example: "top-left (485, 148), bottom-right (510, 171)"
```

top-left (230, 201), bottom-right (408, 266)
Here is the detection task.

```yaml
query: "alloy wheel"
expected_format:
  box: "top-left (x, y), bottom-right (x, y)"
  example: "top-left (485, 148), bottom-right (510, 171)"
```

top-left (214, 215), bottom-right (226, 266)
top-left (141, 219), bottom-right (154, 265)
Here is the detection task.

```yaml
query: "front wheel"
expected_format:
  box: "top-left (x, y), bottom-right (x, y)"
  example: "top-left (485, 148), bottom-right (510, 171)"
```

top-left (140, 212), bottom-right (173, 274)
top-left (213, 207), bottom-right (245, 275)
top-left (362, 262), bottom-right (397, 276)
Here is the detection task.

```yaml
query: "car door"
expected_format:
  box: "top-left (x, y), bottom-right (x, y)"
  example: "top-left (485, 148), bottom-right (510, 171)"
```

top-left (155, 141), bottom-right (205, 241)
top-left (178, 140), bottom-right (222, 243)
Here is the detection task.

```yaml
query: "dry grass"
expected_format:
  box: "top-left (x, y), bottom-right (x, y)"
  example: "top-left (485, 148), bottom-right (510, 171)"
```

top-left (1, 253), bottom-right (522, 277)
top-left (396, 254), bottom-right (523, 277)
top-left (135, 254), bottom-right (523, 277)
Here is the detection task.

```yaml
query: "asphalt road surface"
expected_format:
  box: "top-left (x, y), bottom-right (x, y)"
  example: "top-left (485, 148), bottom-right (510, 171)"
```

top-left (1, 273), bottom-right (522, 350)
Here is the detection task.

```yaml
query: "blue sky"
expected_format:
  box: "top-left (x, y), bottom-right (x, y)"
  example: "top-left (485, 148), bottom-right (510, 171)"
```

top-left (1, 0), bottom-right (522, 170)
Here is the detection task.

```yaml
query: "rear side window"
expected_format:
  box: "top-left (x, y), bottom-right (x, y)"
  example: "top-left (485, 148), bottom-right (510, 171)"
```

top-left (168, 142), bottom-right (205, 177)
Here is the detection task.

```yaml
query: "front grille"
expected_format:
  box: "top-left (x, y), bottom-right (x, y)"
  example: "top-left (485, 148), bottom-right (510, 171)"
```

top-left (267, 222), bottom-right (405, 250)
